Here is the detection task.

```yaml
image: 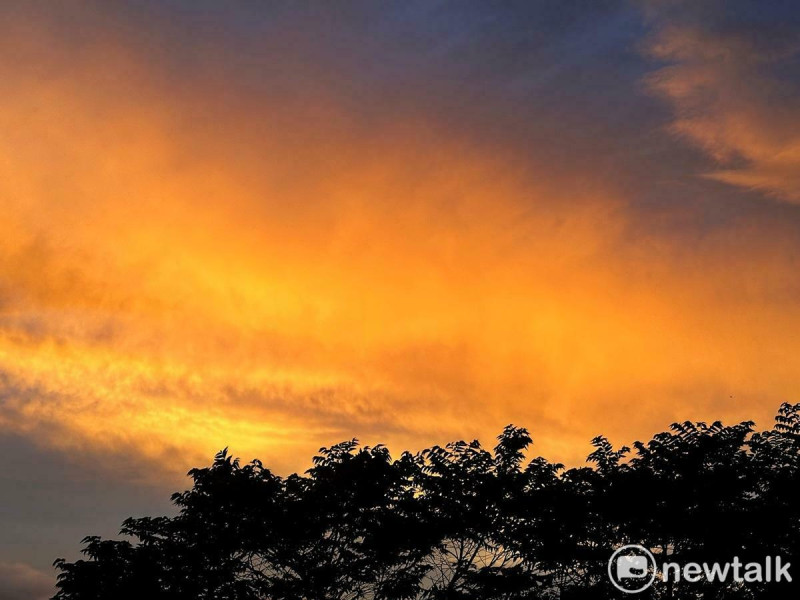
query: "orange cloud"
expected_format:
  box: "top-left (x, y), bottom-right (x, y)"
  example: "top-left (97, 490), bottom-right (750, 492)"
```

top-left (644, 6), bottom-right (800, 202)
top-left (1, 4), bottom-right (799, 483)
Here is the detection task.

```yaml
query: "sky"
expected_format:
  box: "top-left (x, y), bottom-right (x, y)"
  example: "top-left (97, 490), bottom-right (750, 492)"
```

top-left (1, 1), bottom-right (800, 597)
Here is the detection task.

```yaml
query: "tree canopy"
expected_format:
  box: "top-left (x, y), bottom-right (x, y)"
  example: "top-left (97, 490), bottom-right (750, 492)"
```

top-left (54, 404), bottom-right (800, 599)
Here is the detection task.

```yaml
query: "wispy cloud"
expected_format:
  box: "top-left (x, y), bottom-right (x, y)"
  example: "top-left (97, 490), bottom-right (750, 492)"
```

top-left (643, 0), bottom-right (800, 202)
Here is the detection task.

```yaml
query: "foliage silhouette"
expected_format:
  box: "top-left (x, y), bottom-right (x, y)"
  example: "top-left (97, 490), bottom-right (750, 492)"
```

top-left (54, 404), bottom-right (800, 599)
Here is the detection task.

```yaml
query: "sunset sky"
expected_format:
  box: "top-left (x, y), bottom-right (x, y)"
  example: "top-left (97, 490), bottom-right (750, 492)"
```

top-left (2, 1), bottom-right (800, 596)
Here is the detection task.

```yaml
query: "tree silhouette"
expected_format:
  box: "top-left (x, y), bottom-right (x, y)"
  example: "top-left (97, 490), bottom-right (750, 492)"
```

top-left (54, 404), bottom-right (800, 599)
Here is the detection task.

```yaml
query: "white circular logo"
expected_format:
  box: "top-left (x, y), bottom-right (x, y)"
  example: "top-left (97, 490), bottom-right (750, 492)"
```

top-left (608, 544), bottom-right (657, 594)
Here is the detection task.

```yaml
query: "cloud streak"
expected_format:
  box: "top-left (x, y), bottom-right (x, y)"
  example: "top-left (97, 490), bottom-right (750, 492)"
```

top-left (644, 0), bottom-right (800, 202)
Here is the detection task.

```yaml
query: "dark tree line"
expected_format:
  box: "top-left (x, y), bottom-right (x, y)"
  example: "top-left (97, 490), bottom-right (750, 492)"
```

top-left (54, 404), bottom-right (800, 599)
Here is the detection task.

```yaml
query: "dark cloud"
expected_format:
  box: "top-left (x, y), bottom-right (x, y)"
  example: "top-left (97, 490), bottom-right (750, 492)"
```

top-left (0, 428), bottom-right (174, 571)
top-left (0, 562), bottom-right (53, 600)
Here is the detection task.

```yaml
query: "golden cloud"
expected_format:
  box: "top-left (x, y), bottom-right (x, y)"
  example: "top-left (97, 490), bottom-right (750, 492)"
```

top-left (0, 6), bottom-right (799, 482)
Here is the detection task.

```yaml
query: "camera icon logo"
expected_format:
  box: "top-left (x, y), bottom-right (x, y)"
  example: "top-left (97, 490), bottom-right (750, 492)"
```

top-left (617, 554), bottom-right (649, 579)
top-left (608, 545), bottom-right (657, 593)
